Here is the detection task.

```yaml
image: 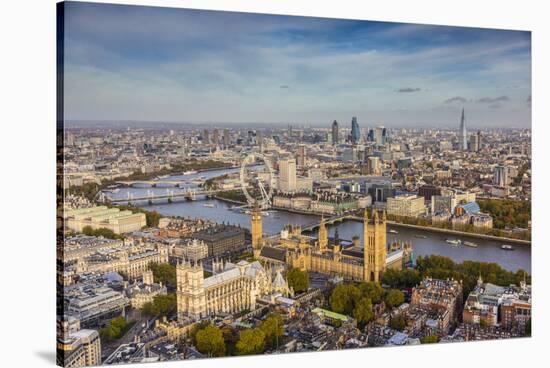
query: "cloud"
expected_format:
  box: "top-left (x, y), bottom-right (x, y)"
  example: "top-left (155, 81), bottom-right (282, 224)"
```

top-left (489, 103), bottom-right (501, 109)
top-left (61, 2), bottom-right (532, 127)
top-left (477, 96), bottom-right (509, 103)
top-left (444, 96), bottom-right (467, 104)
top-left (396, 87), bottom-right (421, 93)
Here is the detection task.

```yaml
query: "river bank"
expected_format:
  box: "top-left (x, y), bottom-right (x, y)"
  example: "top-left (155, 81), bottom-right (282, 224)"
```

top-left (270, 208), bottom-right (531, 246)
top-left (213, 202), bottom-right (532, 246)
top-left (386, 221), bottom-right (531, 245)
top-left (213, 195), bottom-right (247, 205)
top-left (108, 165), bottom-right (531, 272)
top-left (341, 216), bottom-right (531, 245)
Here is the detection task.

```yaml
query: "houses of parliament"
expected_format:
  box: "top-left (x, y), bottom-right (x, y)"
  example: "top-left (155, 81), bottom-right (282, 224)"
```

top-left (176, 203), bottom-right (411, 320)
top-left (253, 203), bottom-right (410, 282)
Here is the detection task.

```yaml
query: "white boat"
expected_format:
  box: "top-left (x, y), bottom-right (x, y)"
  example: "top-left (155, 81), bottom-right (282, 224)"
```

top-left (501, 244), bottom-right (514, 251)
top-left (203, 203), bottom-right (215, 208)
top-left (261, 211), bottom-right (270, 216)
top-left (158, 175), bottom-right (170, 179)
top-left (414, 234), bottom-right (427, 239)
top-left (388, 229), bottom-right (398, 234)
top-left (463, 241), bottom-right (478, 248)
top-left (445, 239), bottom-right (461, 246)
top-left (183, 170), bottom-right (198, 175)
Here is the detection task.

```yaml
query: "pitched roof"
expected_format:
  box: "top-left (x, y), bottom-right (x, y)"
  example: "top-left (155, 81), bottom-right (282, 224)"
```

top-left (260, 246), bottom-right (286, 262)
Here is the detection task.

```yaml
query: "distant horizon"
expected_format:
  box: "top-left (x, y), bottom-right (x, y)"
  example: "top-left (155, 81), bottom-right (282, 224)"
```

top-left (62, 2), bottom-right (531, 128)
top-left (64, 118), bottom-right (531, 131)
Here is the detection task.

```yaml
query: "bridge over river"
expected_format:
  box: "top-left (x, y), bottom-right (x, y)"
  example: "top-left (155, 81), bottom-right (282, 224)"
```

top-left (105, 187), bottom-right (243, 203)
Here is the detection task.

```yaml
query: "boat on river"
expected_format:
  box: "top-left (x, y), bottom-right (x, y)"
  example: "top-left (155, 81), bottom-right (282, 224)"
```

top-left (414, 234), bottom-right (427, 239)
top-left (463, 241), bottom-right (478, 248)
top-left (183, 170), bottom-right (198, 175)
top-left (501, 244), bottom-right (514, 251)
top-left (445, 239), bottom-right (461, 246)
top-left (388, 229), bottom-right (398, 234)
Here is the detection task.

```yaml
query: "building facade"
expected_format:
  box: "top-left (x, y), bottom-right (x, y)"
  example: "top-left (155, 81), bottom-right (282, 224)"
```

top-left (411, 278), bottom-right (463, 335)
top-left (351, 116), bottom-right (360, 144)
top-left (63, 206), bottom-right (146, 234)
top-left (193, 224), bottom-right (246, 257)
top-left (459, 108), bottom-right (467, 150)
top-left (279, 158), bottom-right (297, 193)
top-left (387, 195), bottom-right (425, 218)
top-left (257, 209), bottom-right (399, 282)
top-left (176, 259), bottom-right (290, 320)
top-left (331, 120), bottom-right (339, 145)
top-left (57, 329), bottom-right (101, 368)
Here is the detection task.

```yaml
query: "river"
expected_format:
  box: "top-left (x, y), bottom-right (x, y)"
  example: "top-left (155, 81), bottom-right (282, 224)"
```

top-left (105, 167), bottom-right (531, 273)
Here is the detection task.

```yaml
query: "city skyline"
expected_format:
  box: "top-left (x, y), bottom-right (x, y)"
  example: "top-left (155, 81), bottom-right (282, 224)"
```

top-left (63, 2), bottom-right (531, 128)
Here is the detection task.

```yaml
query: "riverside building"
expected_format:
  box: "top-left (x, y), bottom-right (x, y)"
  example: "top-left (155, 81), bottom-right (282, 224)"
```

top-left (254, 206), bottom-right (411, 282)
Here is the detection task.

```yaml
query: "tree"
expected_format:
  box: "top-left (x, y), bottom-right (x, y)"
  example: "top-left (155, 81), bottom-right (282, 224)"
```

top-left (385, 289), bottom-right (405, 309)
top-left (189, 321), bottom-right (211, 345)
top-left (390, 314), bottom-right (406, 331)
top-left (420, 335), bottom-right (438, 344)
top-left (82, 225), bottom-right (94, 236)
top-left (330, 284), bottom-right (361, 315)
top-left (478, 198), bottom-right (531, 230)
top-left (141, 293), bottom-right (176, 317)
top-left (221, 326), bottom-right (239, 355)
top-left (381, 268), bottom-right (421, 289)
top-left (353, 297), bottom-right (373, 326)
top-left (416, 255), bottom-right (531, 299)
top-left (358, 282), bottom-right (384, 303)
top-left (236, 328), bottom-right (266, 355)
top-left (80, 225), bottom-right (122, 240)
top-left (259, 314), bottom-right (284, 349)
top-left (286, 268), bottom-right (309, 293)
top-left (148, 262), bottom-right (176, 288)
top-left (145, 210), bottom-right (162, 227)
top-left (195, 325), bottom-right (226, 357)
top-left (99, 316), bottom-right (134, 342)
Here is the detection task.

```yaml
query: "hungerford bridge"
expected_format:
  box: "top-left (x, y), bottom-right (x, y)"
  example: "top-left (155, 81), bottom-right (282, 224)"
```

top-left (115, 180), bottom-right (202, 188)
top-left (102, 187), bottom-right (243, 204)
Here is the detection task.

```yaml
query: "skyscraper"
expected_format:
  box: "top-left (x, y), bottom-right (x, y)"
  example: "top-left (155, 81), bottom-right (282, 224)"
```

top-left (212, 129), bottom-right (219, 145)
top-left (223, 128), bottom-right (230, 147)
top-left (477, 130), bottom-right (482, 150)
top-left (375, 126), bottom-right (386, 146)
top-left (367, 128), bottom-right (374, 142)
top-left (351, 116), bottom-right (360, 144)
top-left (459, 108), bottom-right (467, 150)
top-left (202, 129), bottom-right (210, 144)
top-left (278, 158), bottom-right (297, 193)
top-left (331, 120), bottom-right (339, 145)
top-left (494, 165), bottom-right (509, 187)
top-left (297, 145), bottom-right (306, 167)
top-left (469, 132), bottom-right (479, 152)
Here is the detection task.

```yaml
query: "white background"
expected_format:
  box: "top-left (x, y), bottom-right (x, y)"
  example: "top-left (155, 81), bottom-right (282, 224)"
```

top-left (0, 0), bottom-right (547, 367)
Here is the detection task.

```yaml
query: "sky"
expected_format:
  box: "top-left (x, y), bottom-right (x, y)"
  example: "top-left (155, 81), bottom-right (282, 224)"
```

top-left (62, 2), bottom-right (532, 128)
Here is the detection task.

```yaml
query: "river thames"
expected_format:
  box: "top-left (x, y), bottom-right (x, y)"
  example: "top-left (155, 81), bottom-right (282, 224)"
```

top-left (106, 168), bottom-right (531, 273)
